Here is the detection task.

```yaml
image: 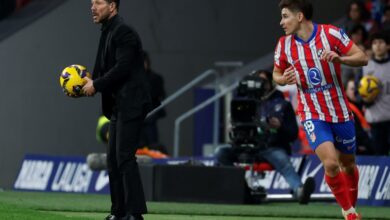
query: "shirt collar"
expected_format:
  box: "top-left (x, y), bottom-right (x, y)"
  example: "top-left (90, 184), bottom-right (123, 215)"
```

top-left (294, 23), bottom-right (317, 44)
top-left (101, 14), bottom-right (119, 32)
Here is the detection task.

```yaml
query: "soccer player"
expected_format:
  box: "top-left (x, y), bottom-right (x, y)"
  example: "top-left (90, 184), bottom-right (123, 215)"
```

top-left (273, 1), bottom-right (368, 219)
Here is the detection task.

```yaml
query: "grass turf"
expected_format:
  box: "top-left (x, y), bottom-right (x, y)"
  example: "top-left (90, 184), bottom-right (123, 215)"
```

top-left (0, 191), bottom-right (389, 219)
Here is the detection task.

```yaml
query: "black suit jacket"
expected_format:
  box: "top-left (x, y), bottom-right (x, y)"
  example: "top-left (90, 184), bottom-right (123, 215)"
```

top-left (92, 15), bottom-right (152, 120)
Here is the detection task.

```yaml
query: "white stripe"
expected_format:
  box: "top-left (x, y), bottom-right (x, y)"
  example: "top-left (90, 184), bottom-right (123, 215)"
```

top-left (316, 27), bottom-right (338, 122)
top-left (321, 28), bottom-right (350, 121)
top-left (329, 28), bottom-right (342, 40)
top-left (275, 41), bottom-right (282, 66)
top-left (285, 36), bottom-right (311, 120)
top-left (296, 41), bottom-right (325, 121)
top-left (329, 28), bottom-right (350, 47)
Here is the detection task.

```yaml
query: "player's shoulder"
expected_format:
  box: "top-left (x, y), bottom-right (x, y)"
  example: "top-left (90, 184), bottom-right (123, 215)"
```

top-left (319, 24), bottom-right (338, 33)
top-left (320, 24), bottom-right (346, 37)
top-left (276, 34), bottom-right (292, 45)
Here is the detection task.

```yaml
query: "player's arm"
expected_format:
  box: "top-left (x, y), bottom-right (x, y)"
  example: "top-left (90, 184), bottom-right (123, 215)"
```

top-left (339, 43), bottom-right (369, 67)
top-left (321, 43), bottom-right (368, 67)
top-left (273, 65), bottom-right (296, 86)
top-left (321, 44), bottom-right (368, 67)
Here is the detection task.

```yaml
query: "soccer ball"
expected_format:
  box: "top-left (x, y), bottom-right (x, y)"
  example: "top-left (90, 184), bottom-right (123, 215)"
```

top-left (59, 64), bottom-right (91, 97)
top-left (358, 75), bottom-right (381, 103)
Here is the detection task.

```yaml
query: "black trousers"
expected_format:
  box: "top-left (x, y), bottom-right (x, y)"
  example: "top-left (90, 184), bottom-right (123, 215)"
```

top-left (370, 121), bottom-right (390, 156)
top-left (107, 112), bottom-right (147, 216)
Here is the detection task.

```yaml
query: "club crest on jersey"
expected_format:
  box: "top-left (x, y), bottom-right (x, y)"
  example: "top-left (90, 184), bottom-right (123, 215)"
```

top-left (317, 49), bottom-right (324, 58)
top-left (307, 67), bottom-right (322, 86)
top-left (339, 29), bottom-right (350, 46)
top-left (309, 132), bottom-right (316, 143)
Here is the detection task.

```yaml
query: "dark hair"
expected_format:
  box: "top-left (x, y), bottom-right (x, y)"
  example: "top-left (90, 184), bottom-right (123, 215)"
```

top-left (370, 32), bottom-right (390, 45)
top-left (252, 69), bottom-right (274, 90)
top-left (106, 0), bottom-right (120, 9)
top-left (348, 24), bottom-right (368, 43)
top-left (347, 0), bottom-right (370, 21)
top-left (279, 0), bottom-right (313, 20)
top-left (253, 69), bottom-right (273, 83)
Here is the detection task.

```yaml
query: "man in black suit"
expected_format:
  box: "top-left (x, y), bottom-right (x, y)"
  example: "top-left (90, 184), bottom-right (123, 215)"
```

top-left (83, 0), bottom-right (152, 220)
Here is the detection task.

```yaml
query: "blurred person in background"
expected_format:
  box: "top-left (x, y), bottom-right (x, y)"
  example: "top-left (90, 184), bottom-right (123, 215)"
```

top-left (361, 32), bottom-right (390, 156)
top-left (348, 24), bottom-right (369, 50)
top-left (82, 0), bottom-right (152, 219)
top-left (140, 51), bottom-right (167, 152)
top-left (215, 70), bottom-right (316, 205)
top-left (343, 0), bottom-right (378, 35)
top-left (344, 77), bottom-right (373, 155)
top-left (380, 5), bottom-right (390, 37)
top-left (342, 24), bottom-right (368, 85)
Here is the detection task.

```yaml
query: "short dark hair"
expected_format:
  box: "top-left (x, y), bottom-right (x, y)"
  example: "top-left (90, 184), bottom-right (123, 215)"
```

top-left (279, 0), bottom-right (313, 20)
top-left (253, 69), bottom-right (273, 83)
top-left (347, 0), bottom-right (370, 21)
top-left (348, 24), bottom-right (368, 43)
top-left (370, 32), bottom-right (390, 45)
top-left (106, 0), bottom-right (120, 9)
top-left (252, 69), bottom-right (275, 90)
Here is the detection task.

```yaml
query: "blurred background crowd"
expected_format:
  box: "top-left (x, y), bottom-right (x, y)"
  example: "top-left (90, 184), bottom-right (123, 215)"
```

top-left (337, 0), bottom-right (390, 156)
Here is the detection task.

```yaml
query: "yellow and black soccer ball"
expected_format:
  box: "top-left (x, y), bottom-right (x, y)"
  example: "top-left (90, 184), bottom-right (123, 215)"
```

top-left (358, 75), bottom-right (381, 103)
top-left (59, 64), bottom-right (91, 97)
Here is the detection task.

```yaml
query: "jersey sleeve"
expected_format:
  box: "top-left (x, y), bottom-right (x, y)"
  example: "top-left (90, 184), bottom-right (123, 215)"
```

top-left (274, 38), bottom-right (288, 71)
top-left (327, 25), bottom-right (353, 55)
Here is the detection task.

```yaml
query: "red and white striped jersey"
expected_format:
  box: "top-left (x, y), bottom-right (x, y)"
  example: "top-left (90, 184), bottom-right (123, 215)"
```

top-left (274, 23), bottom-right (353, 123)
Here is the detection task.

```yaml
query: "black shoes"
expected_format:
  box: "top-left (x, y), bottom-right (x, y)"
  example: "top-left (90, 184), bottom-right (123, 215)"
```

top-left (129, 214), bottom-right (144, 220)
top-left (104, 215), bottom-right (117, 220)
top-left (295, 177), bottom-right (316, 205)
top-left (104, 214), bottom-right (143, 220)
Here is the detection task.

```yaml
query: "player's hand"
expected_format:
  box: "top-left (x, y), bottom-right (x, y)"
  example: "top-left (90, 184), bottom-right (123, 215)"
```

top-left (268, 117), bottom-right (281, 129)
top-left (283, 66), bottom-right (296, 85)
top-left (320, 50), bottom-right (341, 63)
top-left (82, 77), bottom-right (96, 97)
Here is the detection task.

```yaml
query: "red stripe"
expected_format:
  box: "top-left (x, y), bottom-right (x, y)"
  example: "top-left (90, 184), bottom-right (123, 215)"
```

top-left (274, 37), bottom-right (288, 70)
top-left (305, 37), bottom-right (330, 120)
top-left (321, 25), bottom-right (345, 121)
top-left (290, 37), bottom-right (317, 120)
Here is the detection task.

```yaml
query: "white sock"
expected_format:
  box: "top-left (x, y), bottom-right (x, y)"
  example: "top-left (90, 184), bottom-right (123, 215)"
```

top-left (342, 207), bottom-right (356, 216)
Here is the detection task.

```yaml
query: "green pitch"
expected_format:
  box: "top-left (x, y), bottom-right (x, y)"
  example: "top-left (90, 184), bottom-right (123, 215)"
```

top-left (0, 191), bottom-right (389, 220)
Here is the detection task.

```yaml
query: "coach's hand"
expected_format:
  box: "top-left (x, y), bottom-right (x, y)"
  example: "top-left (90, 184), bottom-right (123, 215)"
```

top-left (320, 50), bottom-right (341, 63)
top-left (283, 66), bottom-right (296, 85)
top-left (82, 77), bottom-right (96, 97)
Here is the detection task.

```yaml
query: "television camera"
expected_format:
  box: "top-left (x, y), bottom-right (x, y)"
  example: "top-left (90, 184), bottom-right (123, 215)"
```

top-left (229, 72), bottom-right (275, 203)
